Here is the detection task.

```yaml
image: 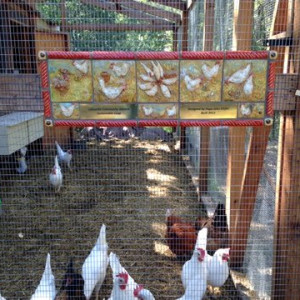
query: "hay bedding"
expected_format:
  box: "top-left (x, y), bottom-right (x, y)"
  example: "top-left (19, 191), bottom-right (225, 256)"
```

top-left (0, 136), bottom-right (239, 299)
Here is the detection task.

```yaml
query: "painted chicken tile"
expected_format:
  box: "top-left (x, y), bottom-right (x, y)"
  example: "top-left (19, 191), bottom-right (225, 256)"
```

top-left (223, 60), bottom-right (267, 102)
top-left (93, 60), bottom-right (136, 103)
top-left (49, 59), bottom-right (93, 102)
top-left (53, 103), bottom-right (79, 119)
top-left (137, 60), bottom-right (179, 103)
top-left (180, 60), bottom-right (223, 102)
top-left (138, 103), bottom-right (178, 119)
top-left (238, 103), bottom-right (265, 118)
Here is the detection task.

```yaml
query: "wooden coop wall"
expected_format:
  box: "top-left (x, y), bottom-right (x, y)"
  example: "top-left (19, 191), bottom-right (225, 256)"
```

top-left (0, 0), bottom-right (299, 299)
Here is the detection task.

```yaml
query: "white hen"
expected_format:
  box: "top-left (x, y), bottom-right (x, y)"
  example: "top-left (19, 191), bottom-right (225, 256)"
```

top-left (82, 224), bottom-right (109, 300)
top-left (16, 156), bottom-right (27, 174)
top-left (49, 156), bottom-right (63, 193)
top-left (178, 228), bottom-right (208, 300)
top-left (55, 141), bottom-right (72, 170)
top-left (73, 60), bottom-right (89, 74)
top-left (201, 63), bottom-right (220, 80)
top-left (110, 62), bottom-right (130, 77)
top-left (207, 248), bottom-right (230, 287)
top-left (99, 79), bottom-right (126, 100)
top-left (184, 74), bottom-right (201, 92)
top-left (134, 284), bottom-right (155, 300)
top-left (0, 292), bottom-right (6, 300)
top-left (108, 252), bottom-right (137, 300)
top-left (30, 253), bottom-right (56, 300)
top-left (243, 74), bottom-right (254, 95)
top-left (226, 64), bottom-right (251, 84)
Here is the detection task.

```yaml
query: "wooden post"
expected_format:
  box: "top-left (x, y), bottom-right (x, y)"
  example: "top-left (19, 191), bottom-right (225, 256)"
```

top-left (198, 0), bottom-right (215, 194)
top-left (180, 4), bottom-right (188, 151)
top-left (226, 0), bottom-right (253, 238)
top-left (230, 126), bottom-right (271, 268)
top-left (272, 0), bottom-right (300, 298)
top-left (60, 0), bottom-right (67, 32)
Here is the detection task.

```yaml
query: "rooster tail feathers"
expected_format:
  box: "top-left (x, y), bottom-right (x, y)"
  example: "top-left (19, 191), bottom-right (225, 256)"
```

top-left (195, 227), bottom-right (208, 250)
top-left (95, 224), bottom-right (107, 249)
top-left (109, 252), bottom-right (123, 275)
top-left (213, 203), bottom-right (228, 230)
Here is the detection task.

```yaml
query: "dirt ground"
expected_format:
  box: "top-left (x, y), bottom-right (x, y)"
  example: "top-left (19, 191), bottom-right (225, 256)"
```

top-left (0, 136), bottom-right (239, 299)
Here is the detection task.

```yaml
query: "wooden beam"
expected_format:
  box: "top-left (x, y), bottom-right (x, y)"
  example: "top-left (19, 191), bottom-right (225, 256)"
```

top-left (148, 0), bottom-right (186, 11)
top-left (272, 0), bottom-right (300, 297)
top-left (179, 5), bottom-right (188, 152)
top-left (60, 0), bottom-right (66, 31)
top-left (111, 0), bottom-right (181, 23)
top-left (80, 0), bottom-right (173, 27)
top-left (198, 0), bottom-right (215, 194)
top-left (230, 126), bottom-right (271, 268)
top-left (227, 0), bottom-right (254, 266)
top-left (63, 23), bottom-right (174, 32)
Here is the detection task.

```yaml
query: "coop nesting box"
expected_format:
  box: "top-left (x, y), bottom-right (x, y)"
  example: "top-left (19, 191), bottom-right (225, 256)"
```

top-left (0, 112), bottom-right (44, 155)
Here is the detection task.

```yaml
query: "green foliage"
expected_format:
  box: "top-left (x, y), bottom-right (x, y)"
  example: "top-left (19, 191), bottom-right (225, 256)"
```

top-left (36, 0), bottom-right (173, 52)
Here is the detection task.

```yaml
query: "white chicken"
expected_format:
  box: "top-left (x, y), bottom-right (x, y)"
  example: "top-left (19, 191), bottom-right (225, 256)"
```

top-left (240, 104), bottom-right (253, 117)
top-left (16, 156), bottom-right (27, 174)
top-left (73, 60), bottom-right (89, 74)
top-left (201, 62), bottom-right (220, 80)
top-left (177, 228), bottom-right (208, 300)
top-left (99, 78), bottom-right (126, 100)
top-left (108, 252), bottom-right (137, 300)
top-left (226, 63), bottom-right (251, 84)
top-left (133, 284), bottom-right (155, 300)
top-left (20, 146), bottom-right (27, 157)
top-left (31, 253), bottom-right (56, 300)
top-left (49, 156), bottom-right (63, 193)
top-left (166, 105), bottom-right (176, 117)
top-left (110, 62), bottom-right (130, 77)
top-left (207, 248), bottom-right (230, 287)
top-left (0, 293), bottom-right (6, 300)
top-left (60, 103), bottom-right (75, 117)
top-left (184, 74), bottom-right (202, 92)
top-left (142, 106), bottom-right (153, 116)
top-left (82, 224), bottom-right (109, 300)
top-left (55, 141), bottom-right (72, 170)
top-left (243, 73), bottom-right (254, 95)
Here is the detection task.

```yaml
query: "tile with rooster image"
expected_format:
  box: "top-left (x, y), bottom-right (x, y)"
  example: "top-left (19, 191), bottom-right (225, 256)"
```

top-left (48, 59), bottom-right (93, 102)
top-left (180, 60), bottom-right (223, 102)
top-left (93, 60), bottom-right (136, 103)
top-left (238, 103), bottom-right (265, 119)
top-left (138, 103), bottom-right (178, 119)
top-left (137, 60), bottom-right (179, 103)
top-left (53, 103), bottom-right (80, 119)
top-left (223, 60), bottom-right (267, 102)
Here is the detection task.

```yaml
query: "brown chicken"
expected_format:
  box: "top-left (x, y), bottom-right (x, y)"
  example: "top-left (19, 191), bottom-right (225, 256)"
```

top-left (195, 203), bottom-right (229, 255)
top-left (55, 258), bottom-right (86, 300)
top-left (165, 209), bottom-right (197, 260)
top-left (166, 203), bottom-right (229, 259)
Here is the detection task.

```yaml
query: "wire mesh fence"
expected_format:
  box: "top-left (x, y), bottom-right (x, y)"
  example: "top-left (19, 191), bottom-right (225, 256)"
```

top-left (0, 0), bottom-right (299, 299)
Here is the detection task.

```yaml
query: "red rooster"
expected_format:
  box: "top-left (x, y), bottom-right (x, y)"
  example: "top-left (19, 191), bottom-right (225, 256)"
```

top-left (165, 209), bottom-right (197, 260)
top-left (166, 203), bottom-right (229, 258)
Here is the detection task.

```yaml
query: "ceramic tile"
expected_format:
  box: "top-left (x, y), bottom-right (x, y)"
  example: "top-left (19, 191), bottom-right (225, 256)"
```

top-left (180, 60), bottom-right (223, 102)
top-left (48, 59), bottom-right (93, 102)
top-left (137, 60), bottom-right (179, 102)
top-left (93, 60), bottom-right (136, 103)
top-left (223, 59), bottom-right (267, 102)
top-left (53, 103), bottom-right (80, 119)
top-left (138, 103), bottom-right (178, 119)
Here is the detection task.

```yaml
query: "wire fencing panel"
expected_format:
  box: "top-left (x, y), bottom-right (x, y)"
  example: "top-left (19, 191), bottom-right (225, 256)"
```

top-left (0, 0), bottom-right (299, 300)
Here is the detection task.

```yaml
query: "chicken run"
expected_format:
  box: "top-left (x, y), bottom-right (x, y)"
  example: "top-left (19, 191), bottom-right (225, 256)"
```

top-left (0, 131), bottom-right (237, 299)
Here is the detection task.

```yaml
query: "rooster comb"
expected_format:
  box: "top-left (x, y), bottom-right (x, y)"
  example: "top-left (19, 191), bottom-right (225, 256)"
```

top-left (133, 284), bottom-right (144, 297)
